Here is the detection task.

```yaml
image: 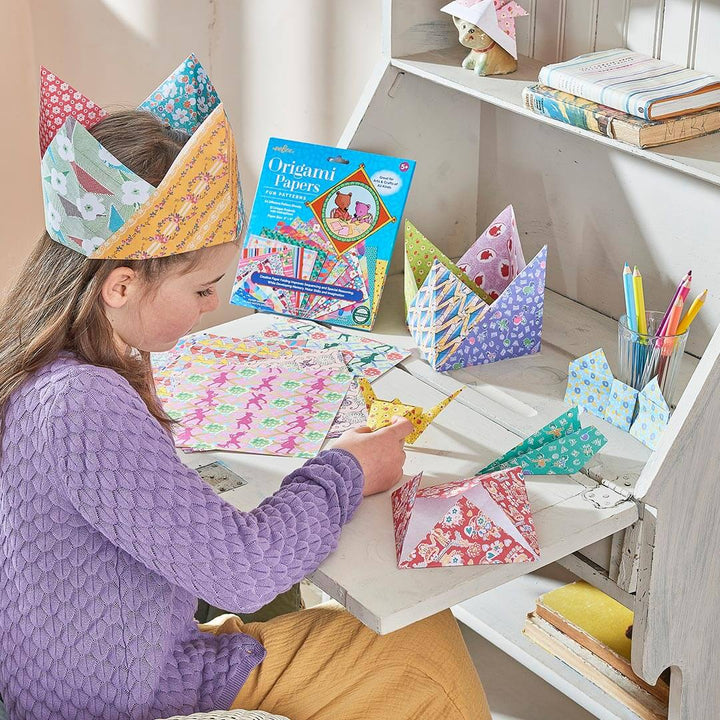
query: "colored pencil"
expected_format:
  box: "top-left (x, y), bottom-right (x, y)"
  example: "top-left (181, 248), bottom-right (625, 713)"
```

top-left (623, 263), bottom-right (637, 331)
top-left (658, 272), bottom-right (691, 338)
top-left (633, 267), bottom-right (647, 336)
top-left (677, 289), bottom-right (708, 335)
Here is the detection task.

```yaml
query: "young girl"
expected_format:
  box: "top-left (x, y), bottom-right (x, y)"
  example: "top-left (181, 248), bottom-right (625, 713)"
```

top-left (0, 69), bottom-right (491, 720)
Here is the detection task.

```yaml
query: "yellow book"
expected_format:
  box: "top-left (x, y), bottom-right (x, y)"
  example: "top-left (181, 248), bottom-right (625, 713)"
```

top-left (535, 581), bottom-right (668, 702)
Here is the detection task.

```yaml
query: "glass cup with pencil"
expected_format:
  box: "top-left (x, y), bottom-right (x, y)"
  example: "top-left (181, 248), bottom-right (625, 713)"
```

top-left (619, 264), bottom-right (706, 406)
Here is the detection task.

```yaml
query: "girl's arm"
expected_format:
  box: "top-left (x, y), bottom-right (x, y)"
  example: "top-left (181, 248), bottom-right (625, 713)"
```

top-left (46, 364), bottom-right (364, 612)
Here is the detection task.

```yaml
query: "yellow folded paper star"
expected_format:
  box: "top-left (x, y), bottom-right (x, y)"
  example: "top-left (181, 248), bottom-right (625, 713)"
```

top-left (358, 378), bottom-right (462, 444)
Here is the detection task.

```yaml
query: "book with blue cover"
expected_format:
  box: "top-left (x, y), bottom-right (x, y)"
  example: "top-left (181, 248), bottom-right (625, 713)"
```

top-left (231, 138), bottom-right (415, 330)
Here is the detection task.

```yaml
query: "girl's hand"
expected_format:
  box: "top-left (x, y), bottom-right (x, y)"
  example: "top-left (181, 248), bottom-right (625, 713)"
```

top-left (331, 416), bottom-right (414, 496)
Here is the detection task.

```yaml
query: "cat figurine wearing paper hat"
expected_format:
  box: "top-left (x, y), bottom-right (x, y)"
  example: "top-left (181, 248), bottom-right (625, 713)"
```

top-left (441, 0), bottom-right (528, 76)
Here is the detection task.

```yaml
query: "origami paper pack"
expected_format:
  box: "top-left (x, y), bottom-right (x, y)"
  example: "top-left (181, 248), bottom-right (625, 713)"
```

top-left (564, 348), bottom-right (640, 432)
top-left (161, 355), bottom-right (350, 456)
top-left (456, 205), bottom-right (526, 299)
top-left (391, 468), bottom-right (539, 568)
top-left (628, 378), bottom-right (670, 451)
top-left (254, 317), bottom-right (410, 379)
top-left (406, 218), bottom-right (547, 371)
top-left (440, 0), bottom-right (528, 59)
top-left (357, 378), bottom-right (462, 444)
top-left (40, 54), bottom-right (242, 259)
top-left (477, 408), bottom-right (608, 475)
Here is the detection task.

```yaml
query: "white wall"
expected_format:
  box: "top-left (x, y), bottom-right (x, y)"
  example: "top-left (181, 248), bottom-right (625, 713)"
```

top-left (6, 0), bottom-right (382, 328)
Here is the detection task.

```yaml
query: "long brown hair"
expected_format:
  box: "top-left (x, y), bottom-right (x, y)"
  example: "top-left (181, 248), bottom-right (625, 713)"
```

top-left (0, 110), bottom-right (208, 435)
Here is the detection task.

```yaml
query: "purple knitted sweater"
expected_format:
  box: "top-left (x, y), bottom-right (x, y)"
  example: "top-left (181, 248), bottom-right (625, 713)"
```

top-left (0, 355), bottom-right (364, 720)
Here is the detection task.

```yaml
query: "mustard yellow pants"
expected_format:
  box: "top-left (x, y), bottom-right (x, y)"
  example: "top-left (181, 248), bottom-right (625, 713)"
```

top-left (202, 605), bottom-right (491, 720)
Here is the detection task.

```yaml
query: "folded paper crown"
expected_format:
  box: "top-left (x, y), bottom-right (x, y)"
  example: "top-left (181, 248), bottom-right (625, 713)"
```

top-left (392, 468), bottom-right (539, 568)
top-left (405, 207), bottom-right (547, 371)
top-left (441, 0), bottom-right (528, 59)
top-left (358, 378), bottom-right (462, 444)
top-left (39, 54), bottom-right (243, 259)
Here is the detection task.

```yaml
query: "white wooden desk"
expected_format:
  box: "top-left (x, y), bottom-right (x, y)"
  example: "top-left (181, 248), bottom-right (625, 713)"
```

top-left (179, 277), bottom-right (650, 636)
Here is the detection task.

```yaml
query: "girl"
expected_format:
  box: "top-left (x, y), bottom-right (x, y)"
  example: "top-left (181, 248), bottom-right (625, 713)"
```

top-left (0, 97), bottom-right (491, 720)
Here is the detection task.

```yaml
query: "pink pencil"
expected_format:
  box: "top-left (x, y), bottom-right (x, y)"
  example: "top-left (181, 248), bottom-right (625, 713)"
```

top-left (658, 271), bottom-right (691, 337)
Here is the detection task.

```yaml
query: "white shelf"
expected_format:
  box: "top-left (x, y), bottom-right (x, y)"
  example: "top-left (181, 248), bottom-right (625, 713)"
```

top-left (391, 46), bottom-right (720, 188)
top-left (453, 567), bottom-right (653, 720)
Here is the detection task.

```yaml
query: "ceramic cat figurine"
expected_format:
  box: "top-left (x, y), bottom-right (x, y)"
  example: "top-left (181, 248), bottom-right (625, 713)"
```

top-left (353, 201), bottom-right (373, 224)
top-left (330, 191), bottom-right (352, 221)
top-left (453, 16), bottom-right (518, 76)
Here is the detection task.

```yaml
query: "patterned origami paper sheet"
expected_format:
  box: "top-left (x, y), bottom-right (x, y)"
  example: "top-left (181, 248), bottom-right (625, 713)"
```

top-left (406, 223), bottom-right (547, 371)
top-left (252, 317), bottom-right (410, 379)
top-left (325, 380), bottom-right (368, 439)
top-left (161, 355), bottom-right (350, 457)
top-left (477, 408), bottom-right (608, 475)
top-left (628, 378), bottom-right (670, 451)
top-left (391, 468), bottom-right (539, 568)
top-left (456, 205), bottom-right (526, 300)
top-left (563, 348), bottom-right (669, 442)
top-left (357, 379), bottom-right (462, 444)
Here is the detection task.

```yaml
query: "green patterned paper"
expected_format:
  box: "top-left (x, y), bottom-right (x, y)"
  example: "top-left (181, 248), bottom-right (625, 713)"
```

top-left (478, 408), bottom-right (608, 475)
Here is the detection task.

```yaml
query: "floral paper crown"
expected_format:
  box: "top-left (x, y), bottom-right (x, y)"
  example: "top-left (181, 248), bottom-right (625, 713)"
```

top-left (39, 53), bottom-right (243, 259)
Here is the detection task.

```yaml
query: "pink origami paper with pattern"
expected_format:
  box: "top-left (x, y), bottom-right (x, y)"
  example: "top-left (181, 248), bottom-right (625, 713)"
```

top-left (161, 355), bottom-right (351, 457)
top-left (456, 205), bottom-right (526, 300)
top-left (391, 468), bottom-right (539, 568)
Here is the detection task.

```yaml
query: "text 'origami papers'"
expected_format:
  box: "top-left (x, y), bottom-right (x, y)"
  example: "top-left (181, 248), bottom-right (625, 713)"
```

top-left (405, 206), bottom-right (547, 371)
top-left (391, 468), bottom-right (539, 568)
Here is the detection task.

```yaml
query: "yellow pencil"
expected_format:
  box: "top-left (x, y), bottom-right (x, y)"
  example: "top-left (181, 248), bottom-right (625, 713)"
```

top-left (676, 289), bottom-right (708, 335)
top-left (633, 266), bottom-right (647, 335)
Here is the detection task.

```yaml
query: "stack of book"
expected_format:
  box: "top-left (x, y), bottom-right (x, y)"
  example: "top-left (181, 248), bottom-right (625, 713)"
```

top-left (523, 581), bottom-right (669, 720)
top-left (522, 48), bottom-right (720, 148)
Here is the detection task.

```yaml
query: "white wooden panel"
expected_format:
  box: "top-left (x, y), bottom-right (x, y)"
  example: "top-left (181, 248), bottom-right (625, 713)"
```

top-left (659, 0), bottom-right (697, 65)
top-left (595, 0), bottom-right (628, 50)
top-left (532, 0), bottom-right (565, 62)
top-left (692, 0), bottom-right (720, 73)
top-left (347, 68), bottom-right (482, 274)
top-left (626, 0), bottom-right (665, 57)
top-left (515, 0), bottom-right (536, 58)
top-left (389, 0), bottom-right (457, 58)
top-left (475, 104), bottom-right (720, 358)
top-left (562, 0), bottom-right (599, 60)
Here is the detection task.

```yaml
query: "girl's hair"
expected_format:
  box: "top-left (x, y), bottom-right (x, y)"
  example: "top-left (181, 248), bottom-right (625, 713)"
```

top-left (0, 110), bottom-right (208, 436)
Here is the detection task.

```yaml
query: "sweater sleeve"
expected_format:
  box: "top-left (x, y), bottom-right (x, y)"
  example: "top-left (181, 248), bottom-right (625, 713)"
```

top-left (45, 363), bottom-right (364, 612)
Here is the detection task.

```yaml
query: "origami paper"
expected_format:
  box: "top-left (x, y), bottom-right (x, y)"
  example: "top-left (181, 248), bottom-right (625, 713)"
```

top-left (39, 66), bottom-right (106, 156)
top-left (357, 378), bottom-right (462, 444)
top-left (40, 54), bottom-right (242, 259)
top-left (440, 0), bottom-right (528, 59)
top-left (456, 205), bottom-right (525, 300)
top-left (326, 380), bottom-right (369, 439)
top-left (254, 317), bottom-right (410, 379)
top-left (391, 468), bottom-right (539, 568)
top-left (161, 355), bottom-right (350, 457)
top-left (564, 348), bottom-right (670, 448)
top-left (406, 218), bottom-right (547, 371)
top-left (477, 408), bottom-right (608, 475)
top-left (564, 348), bottom-right (640, 431)
top-left (628, 378), bottom-right (670, 451)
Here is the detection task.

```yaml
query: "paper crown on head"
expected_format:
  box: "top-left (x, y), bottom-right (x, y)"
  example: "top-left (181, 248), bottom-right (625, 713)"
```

top-left (39, 53), bottom-right (244, 259)
top-left (441, 0), bottom-right (528, 59)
